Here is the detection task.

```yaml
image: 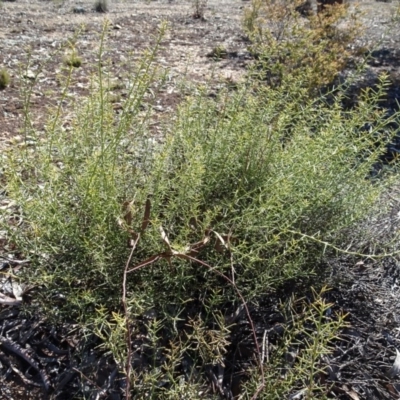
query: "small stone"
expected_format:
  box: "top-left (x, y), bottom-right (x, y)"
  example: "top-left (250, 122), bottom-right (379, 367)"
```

top-left (24, 70), bottom-right (36, 80)
top-left (73, 7), bottom-right (86, 14)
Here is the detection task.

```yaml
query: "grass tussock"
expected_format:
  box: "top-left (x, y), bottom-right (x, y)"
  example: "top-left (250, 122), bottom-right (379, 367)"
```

top-left (0, 68), bottom-right (11, 89)
top-left (1, 14), bottom-right (400, 399)
top-left (63, 49), bottom-right (82, 68)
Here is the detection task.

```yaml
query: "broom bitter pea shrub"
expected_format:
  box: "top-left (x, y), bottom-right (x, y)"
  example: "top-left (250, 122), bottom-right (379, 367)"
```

top-left (2, 20), bottom-right (400, 398)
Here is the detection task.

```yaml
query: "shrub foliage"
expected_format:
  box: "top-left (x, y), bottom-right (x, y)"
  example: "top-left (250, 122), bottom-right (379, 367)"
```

top-left (243, 0), bottom-right (363, 92)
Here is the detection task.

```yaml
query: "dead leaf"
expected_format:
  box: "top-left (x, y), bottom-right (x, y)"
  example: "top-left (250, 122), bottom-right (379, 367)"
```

top-left (213, 230), bottom-right (229, 254)
top-left (336, 385), bottom-right (360, 400)
top-left (355, 260), bottom-right (364, 266)
top-left (345, 389), bottom-right (360, 400)
top-left (128, 233), bottom-right (138, 248)
top-left (214, 231), bottom-right (228, 247)
top-left (159, 226), bottom-right (171, 249)
top-left (289, 388), bottom-right (307, 399)
top-left (388, 348), bottom-right (400, 378)
top-left (386, 383), bottom-right (400, 396)
top-left (0, 292), bottom-right (22, 305)
top-left (11, 280), bottom-right (23, 301)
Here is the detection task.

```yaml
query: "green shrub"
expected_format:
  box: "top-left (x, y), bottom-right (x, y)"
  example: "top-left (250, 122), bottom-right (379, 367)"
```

top-left (0, 68), bottom-right (10, 89)
top-left (243, 0), bottom-right (363, 94)
top-left (1, 21), bottom-right (400, 398)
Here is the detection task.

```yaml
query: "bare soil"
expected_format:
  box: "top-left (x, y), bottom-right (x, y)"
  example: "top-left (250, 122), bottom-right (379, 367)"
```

top-left (0, 0), bottom-right (250, 147)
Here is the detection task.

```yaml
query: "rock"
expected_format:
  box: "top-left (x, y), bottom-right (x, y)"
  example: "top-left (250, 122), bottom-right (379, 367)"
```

top-left (73, 7), bottom-right (86, 14)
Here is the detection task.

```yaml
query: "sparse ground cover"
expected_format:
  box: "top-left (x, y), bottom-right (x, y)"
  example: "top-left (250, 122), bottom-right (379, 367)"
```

top-left (0, 0), bottom-right (249, 146)
top-left (1, 1), bottom-right (400, 399)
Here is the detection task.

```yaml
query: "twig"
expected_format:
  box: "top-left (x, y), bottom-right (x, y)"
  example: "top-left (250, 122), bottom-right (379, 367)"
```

top-left (122, 236), bottom-right (140, 400)
top-left (72, 367), bottom-right (103, 391)
top-left (230, 251), bottom-right (236, 285)
top-left (0, 255), bottom-right (31, 265)
top-left (0, 335), bottom-right (51, 391)
top-left (288, 229), bottom-right (400, 258)
top-left (0, 292), bottom-right (22, 305)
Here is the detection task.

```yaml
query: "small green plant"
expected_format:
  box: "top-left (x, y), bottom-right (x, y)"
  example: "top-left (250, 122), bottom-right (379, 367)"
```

top-left (51, 0), bottom-right (65, 8)
top-left (94, 0), bottom-right (108, 13)
top-left (243, 0), bottom-right (263, 34)
top-left (392, 0), bottom-right (400, 23)
top-left (192, 0), bottom-right (207, 19)
top-left (63, 50), bottom-right (82, 67)
top-left (0, 68), bottom-right (10, 89)
top-left (107, 78), bottom-right (125, 91)
top-left (207, 44), bottom-right (228, 60)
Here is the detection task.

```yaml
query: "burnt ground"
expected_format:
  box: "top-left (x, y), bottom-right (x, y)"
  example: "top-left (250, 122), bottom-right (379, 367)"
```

top-left (1, 0), bottom-right (400, 399)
